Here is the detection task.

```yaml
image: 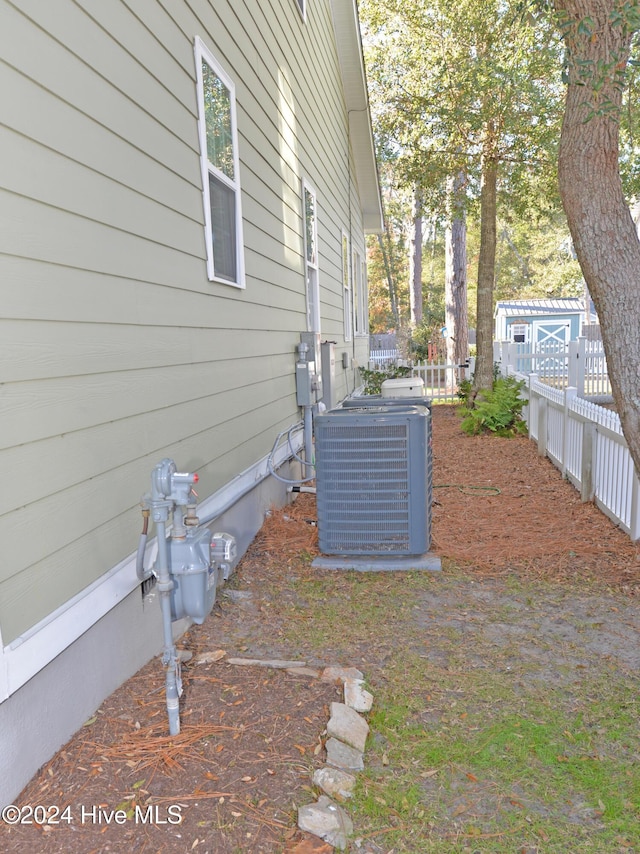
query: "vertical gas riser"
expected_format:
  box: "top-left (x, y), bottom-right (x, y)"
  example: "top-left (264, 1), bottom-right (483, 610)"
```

top-left (315, 406), bottom-right (432, 555)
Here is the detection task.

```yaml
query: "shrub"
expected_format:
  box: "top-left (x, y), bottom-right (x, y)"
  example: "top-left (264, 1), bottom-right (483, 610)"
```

top-left (359, 365), bottom-right (412, 395)
top-left (456, 377), bottom-right (473, 404)
top-left (460, 375), bottom-right (528, 437)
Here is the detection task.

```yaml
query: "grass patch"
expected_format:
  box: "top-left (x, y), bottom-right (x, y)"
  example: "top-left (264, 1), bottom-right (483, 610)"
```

top-left (255, 560), bottom-right (639, 849)
top-left (271, 563), bottom-right (640, 852)
top-left (356, 652), bottom-right (639, 852)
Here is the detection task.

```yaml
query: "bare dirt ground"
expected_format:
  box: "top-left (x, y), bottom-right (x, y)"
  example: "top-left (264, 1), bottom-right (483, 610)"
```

top-left (2, 405), bottom-right (639, 853)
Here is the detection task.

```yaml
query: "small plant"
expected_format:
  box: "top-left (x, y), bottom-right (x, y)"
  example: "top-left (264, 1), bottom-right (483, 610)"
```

top-left (461, 375), bottom-right (528, 436)
top-left (359, 365), bottom-right (412, 395)
top-left (456, 377), bottom-right (473, 404)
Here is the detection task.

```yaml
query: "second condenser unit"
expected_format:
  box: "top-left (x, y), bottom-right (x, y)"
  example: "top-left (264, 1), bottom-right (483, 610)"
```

top-left (314, 404), bottom-right (432, 556)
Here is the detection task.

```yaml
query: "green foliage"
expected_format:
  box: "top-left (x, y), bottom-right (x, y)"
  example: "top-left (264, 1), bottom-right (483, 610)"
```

top-left (359, 365), bottom-right (412, 395)
top-left (410, 320), bottom-right (447, 361)
top-left (461, 375), bottom-right (528, 436)
top-left (456, 377), bottom-right (473, 403)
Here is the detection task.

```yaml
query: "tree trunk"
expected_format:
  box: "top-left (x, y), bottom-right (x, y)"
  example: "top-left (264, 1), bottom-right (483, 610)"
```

top-left (409, 189), bottom-right (423, 328)
top-left (377, 231), bottom-right (400, 328)
top-left (473, 126), bottom-right (499, 392)
top-left (554, 0), bottom-right (640, 476)
top-left (445, 172), bottom-right (469, 366)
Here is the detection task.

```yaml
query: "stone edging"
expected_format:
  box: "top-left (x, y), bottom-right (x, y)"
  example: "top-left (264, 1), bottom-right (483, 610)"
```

top-left (213, 654), bottom-right (373, 851)
top-left (297, 665), bottom-right (373, 851)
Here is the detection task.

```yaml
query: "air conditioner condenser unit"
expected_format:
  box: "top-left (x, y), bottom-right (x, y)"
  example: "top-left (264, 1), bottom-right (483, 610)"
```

top-left (314, 405), bottom-right (432, 556)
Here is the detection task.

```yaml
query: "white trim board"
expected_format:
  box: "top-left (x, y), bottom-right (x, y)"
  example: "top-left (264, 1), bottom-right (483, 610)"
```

top-left (0, 430), bottom-right (304, 702)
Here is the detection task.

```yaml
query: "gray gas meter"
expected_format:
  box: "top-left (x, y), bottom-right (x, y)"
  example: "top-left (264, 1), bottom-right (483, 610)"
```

top-left (140, 458), bottom-right (219, 625)
top-left (137, 458), bottom-right (238, 737)
top-left (168, 525), bottom-right (216, 624)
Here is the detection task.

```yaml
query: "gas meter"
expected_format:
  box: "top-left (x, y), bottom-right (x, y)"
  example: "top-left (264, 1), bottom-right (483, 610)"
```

top-left (138, 458), bottom-right (237, 737)
top-left (140, 459), bottom-right (223, 625)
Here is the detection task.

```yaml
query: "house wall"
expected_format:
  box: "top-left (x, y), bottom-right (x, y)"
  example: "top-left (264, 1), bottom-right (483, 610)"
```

top-left (0, 0), bottom-right (374, 801)
top-left (1, 0), bottom-right (369, 645)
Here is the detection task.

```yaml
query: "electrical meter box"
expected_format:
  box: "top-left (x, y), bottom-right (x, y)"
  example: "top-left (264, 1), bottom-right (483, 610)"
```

top-left (297, 332), bottom-right (323, 405)
top-left (169, 526), bottom-right (216, 624)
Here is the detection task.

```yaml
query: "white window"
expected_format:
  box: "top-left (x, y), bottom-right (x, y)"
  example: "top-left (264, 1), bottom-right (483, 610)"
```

top-left (303, 180), bottom-right (320, 332)
top-left (194, 37), bottom-right (245, 287)
top-left (342, 230), bottom-right (352, 342)
top-left (511, 323), bottom-right (529, 344)
top-left (352, 248), bottom-right (367, 336)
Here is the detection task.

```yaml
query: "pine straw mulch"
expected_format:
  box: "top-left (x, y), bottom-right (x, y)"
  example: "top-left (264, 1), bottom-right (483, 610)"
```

top-left (2, 405), bottom-right (639, 854)
top-left (430, 405), bottom-right (640, 590)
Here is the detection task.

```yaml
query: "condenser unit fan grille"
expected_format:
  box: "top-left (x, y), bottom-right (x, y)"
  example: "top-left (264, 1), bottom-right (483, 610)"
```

top-left (315, 407), bottom-right (431, 555)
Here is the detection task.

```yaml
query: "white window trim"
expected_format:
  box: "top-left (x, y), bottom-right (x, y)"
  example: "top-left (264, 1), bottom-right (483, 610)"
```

top-left (194, 36), bottom-right (245, 288)
top-left (362, 258), bottom-right (369, 335)
top-left (511, 322), bottom-right (530, 344)
top-left (302, 179), bottom-right (321, 333)
top-left (352, 247), bottom-right (368, 337)
top-left (342, 230), bottom-right (352, 342)
top-left (294, 0), bottom-right (306, 22)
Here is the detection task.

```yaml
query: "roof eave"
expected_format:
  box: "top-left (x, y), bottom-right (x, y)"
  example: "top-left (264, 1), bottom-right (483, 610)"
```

top-left (329, 0), bottom-right (384, 234)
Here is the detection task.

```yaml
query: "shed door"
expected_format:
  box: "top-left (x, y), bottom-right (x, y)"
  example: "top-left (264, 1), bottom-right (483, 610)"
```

top-left (533, 320), bottom-right (570, 349)
top-left (533, 320), bottom-right (570, 377)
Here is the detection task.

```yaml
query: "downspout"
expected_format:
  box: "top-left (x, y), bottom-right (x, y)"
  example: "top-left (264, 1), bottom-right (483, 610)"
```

top-left (348, 105), bottom-right (375, 385)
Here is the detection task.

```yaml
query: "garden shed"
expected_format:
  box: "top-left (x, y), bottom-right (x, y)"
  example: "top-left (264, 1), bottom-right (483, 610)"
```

top-left (494, 298), bottom-right (597, 347)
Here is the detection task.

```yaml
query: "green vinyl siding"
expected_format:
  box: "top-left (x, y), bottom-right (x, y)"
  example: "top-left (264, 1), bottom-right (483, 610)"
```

top-left (0, 0), bottom-right (373, 642)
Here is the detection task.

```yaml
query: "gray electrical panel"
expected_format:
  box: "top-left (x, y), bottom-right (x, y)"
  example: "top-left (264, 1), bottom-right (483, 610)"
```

top-left (315, 405), bottom-right (432, 556)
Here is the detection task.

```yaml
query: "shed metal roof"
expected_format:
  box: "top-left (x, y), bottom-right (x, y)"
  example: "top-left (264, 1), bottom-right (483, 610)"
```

top-left (495, 298), bottom-right (586, 317)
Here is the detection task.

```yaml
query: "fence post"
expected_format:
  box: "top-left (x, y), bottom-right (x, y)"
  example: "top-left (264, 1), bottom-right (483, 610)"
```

top-left (630, 469), bottom-right (640, 541)
top-left (562, 387), bottom-right (577, 477)
top-left (581, 422), bottom-right (596, 502)
top-left (537, 395), bottom-right (548, 457)
top-left (568, 339), bottom-right (578, 389)
top-left (528, 373), bottom-right (538, 440)
top-left (577, 336), bottom-right (586, 398)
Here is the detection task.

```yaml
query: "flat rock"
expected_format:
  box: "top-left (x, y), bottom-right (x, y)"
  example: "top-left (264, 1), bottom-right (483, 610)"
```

top-left (313, 766), bottom-right (356, 801)
top-left (297, 795), bottom-right (353, 851)
top-left (344, 678), bottom-right (373, 713)
top-left (223, 590), bottom-right (254, 601)
top-left (195, 649), bottom-right (226, 665)
top-left (321, 666), bottom-right (364, 683)
top-left (286, 666), bottom-right (321, 678)
top-left (325, 737), bottom-right (364, 772)
top-left (226, 657), bottom-right (306, 669)
top-left (327, 702), bottom-right (369, 752)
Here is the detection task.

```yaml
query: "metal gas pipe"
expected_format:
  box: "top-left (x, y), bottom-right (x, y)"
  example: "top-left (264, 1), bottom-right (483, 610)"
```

top-left (139, 459), bottom-right (199, 736)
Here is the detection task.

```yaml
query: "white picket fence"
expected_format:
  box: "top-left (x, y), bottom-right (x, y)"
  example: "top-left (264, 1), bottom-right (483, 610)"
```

top-left (367, 338), bottom-right (638, 539)
top-left (410, 361), bottom-right (472, 403)
top-left (369, 349), bottom-right (399, 365)
top-left (367, 353), bottom-right (472, 402)
top-left (494, 337), bottom-right (612, 402)
top-left (514, 371), bottom-right (640, 540)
